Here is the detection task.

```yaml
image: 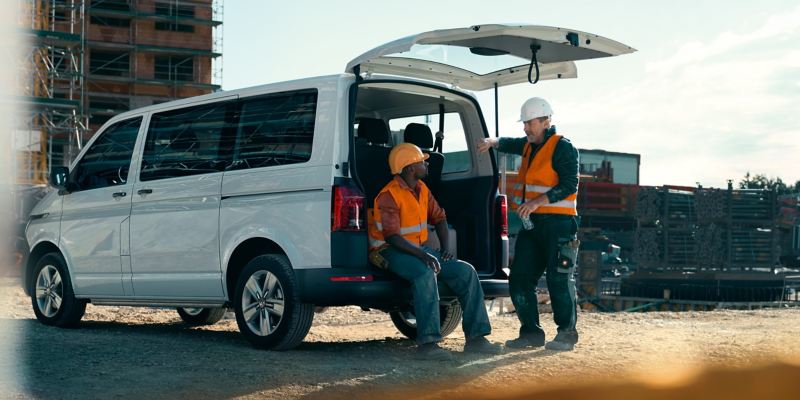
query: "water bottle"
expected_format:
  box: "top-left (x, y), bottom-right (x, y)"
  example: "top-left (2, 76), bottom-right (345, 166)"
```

top-left (520, 214), bottom-right (534, 230)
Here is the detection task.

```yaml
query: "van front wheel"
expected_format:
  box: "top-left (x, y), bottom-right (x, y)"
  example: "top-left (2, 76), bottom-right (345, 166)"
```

top-left (176, 307), bottom-right (227, 326)
top-left (233, 255), bottom-right (313, 350)
top-left (30, 252), bottom-right (86, 327)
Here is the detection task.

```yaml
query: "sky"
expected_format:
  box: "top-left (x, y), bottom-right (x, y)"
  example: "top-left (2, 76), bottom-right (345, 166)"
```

top-left (222, 0), bottom-right (800, 188)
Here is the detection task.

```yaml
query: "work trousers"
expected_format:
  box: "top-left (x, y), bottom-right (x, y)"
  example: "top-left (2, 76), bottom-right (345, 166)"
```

top-left (381, 246), bottom-right (492, 345)
top-left (510, 215), bottom-right (579, 344)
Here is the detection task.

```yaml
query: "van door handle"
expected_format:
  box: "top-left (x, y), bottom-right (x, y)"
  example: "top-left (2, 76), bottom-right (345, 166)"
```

top-left (112, 191), bottom-right (127, 199)
top-left (137, 189), bottom-right (153, 195)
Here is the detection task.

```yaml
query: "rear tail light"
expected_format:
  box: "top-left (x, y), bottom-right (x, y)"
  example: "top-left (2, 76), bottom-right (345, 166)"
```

top-left (498, 194), bottom-right (509, 237)
top-left (332, 185), bottom-right (365, 231)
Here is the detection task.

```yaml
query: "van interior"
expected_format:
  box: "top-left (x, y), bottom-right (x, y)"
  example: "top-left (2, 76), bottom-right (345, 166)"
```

top-left (352, 82), bottom-right (501, 275)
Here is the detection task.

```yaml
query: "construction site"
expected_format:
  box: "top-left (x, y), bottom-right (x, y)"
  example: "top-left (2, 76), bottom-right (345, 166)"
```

top-left (8, 2), bottom-right (800, 313)
top-left (15, 0), bottom-right (223, 185)
top-left (11, 0), bottom-right (223, 264)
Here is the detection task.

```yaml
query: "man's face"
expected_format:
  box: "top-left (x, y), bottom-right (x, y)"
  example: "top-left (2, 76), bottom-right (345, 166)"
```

top-left (406, 160), bottom-right (429, 179)
top-left (523, 117), bottom-right (550, 144)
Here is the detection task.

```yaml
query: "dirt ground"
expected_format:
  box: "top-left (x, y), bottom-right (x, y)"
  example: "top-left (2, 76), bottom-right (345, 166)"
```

top-left (1, 276), bottom-right (800, 400)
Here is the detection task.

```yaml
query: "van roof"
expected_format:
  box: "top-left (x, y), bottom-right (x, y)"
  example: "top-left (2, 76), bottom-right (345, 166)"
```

top-left (106, 73), bottom-right (472, 125)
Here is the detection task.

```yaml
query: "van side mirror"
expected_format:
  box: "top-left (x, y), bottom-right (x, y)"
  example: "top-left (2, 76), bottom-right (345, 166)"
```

top-left (49, 166), bottom-right (70, 190)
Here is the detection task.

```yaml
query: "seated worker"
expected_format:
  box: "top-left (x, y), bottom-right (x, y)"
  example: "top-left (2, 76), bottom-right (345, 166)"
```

top-left (368, 143), bottom-right (503, 360)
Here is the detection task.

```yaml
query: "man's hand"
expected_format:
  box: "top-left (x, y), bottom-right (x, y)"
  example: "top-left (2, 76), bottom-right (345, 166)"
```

top-left (476, 137), bottom-right (499, 153)
top-left (420, 252), bottom-right (441, 274)
top-left (517, 196), bottom-right (550, 219)
top-left (440, 249), bottom-right (455, 262)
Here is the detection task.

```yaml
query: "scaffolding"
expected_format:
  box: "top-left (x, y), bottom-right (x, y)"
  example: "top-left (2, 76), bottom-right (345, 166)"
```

top-left (17, 0), bottom-right (88, 184)
top-left (16, 0), bottom-right (224, 184)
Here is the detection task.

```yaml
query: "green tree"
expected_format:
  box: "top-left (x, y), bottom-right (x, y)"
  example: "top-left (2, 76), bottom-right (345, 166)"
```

top-left (738, 172), bottom-right (793, 194)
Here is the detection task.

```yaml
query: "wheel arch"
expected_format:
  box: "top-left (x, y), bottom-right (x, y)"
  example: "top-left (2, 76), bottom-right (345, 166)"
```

top-left (225, 237), bottom-right (288, 300)
top-left (24, 241), bottom-right (63, 296)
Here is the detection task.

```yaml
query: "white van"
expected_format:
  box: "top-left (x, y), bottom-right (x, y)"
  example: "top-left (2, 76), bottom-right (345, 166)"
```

top-left (24, 25), bottom-right (634, 349)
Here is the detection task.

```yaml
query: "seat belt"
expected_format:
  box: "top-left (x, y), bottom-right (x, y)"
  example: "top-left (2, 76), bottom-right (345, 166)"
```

top-left (433, 103), bottom-right (444, 152)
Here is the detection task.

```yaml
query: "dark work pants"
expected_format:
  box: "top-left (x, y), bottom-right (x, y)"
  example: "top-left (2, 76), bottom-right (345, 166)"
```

top-left (509, 215), bottom-right (579, 344)
top-left (381, 246), bottom-right (492, 345)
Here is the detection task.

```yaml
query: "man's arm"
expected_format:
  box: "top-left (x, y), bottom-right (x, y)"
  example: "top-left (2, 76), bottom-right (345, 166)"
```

top-left (428, 193), bottom-right (454, 261)
top-left (476, 137), bottom-right (527, 156)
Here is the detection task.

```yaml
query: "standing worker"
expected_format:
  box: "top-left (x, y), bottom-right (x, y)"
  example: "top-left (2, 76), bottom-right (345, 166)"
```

top-left (477, 97), bottom-right (580, 351)
top-left (368, 143), bottom-right (503, 360)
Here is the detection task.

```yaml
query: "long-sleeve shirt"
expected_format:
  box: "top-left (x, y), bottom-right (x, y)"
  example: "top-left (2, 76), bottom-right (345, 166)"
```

top-left (375, 175), bottom-right (446, 238)
top-left (497, 130), bottom-right (580, 204)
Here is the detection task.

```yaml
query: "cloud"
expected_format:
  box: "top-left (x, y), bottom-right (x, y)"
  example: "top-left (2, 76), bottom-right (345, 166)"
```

top-left (549, 6), bottom-right (800, 187)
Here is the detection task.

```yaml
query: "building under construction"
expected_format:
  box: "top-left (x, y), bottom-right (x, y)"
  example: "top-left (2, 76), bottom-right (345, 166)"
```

top-left (16, 0), bottom-right (223, 184)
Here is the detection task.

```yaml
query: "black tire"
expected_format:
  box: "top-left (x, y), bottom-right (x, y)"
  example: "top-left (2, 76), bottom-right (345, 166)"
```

top-left (390, 303), bottom-right (463, 340)
top-left (233, 254), bottom-right (313, 350)
top-left (30, 252), bottom-right (86, 328)
top-left (176, 307), bottom-right (227, 326)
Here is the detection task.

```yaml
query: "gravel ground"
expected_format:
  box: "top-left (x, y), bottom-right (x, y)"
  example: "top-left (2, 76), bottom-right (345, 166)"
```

top-left (1, 277), bottom-right (800, 399)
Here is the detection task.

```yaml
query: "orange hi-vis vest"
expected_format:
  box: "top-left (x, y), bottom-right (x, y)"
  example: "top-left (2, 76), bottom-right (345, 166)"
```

top-left (368, 178), bottom-right (429, 250)
top-left (510, 134), bottom-right (578, 216)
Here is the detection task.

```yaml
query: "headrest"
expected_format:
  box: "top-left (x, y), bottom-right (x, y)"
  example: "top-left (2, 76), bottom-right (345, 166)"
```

top-left (404, 123), bottom-right (433, 149)
top-left (169, 129), bottom-right (197, 152)
top-left (357, 118), bottom-right (390, 144)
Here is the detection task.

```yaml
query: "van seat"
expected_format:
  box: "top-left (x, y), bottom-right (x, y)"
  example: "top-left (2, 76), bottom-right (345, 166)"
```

top-left (404, 123), bottom-right (444, 195)
top-left (355, 118), bottom-right (393, 207)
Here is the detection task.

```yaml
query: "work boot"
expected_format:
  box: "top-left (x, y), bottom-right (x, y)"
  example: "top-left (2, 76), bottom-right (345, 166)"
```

top-left (544, 340), bottom-right (575, 351)
top-left (544, 331), bottom-right (578, 351)
top-left (504, 334), bottom-right (545, 350)
top-left (416, 342), bottom-right (454, 361)
top-left (463, 336), bottom-right (504, 355)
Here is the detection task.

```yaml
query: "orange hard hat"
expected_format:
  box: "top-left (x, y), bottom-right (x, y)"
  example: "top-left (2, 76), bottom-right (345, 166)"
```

top-left (388, 143), bottom-right (429, 175)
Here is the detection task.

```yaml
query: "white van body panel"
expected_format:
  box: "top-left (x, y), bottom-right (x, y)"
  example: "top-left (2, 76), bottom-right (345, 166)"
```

top-left (219, 78), bottom-right (346, 296)
top-left (25, 192), bottom-right (64, 279)
top-left (58, 115), bottom-right (148, 297)
top-left (129, 172), bottom-right (226, 298)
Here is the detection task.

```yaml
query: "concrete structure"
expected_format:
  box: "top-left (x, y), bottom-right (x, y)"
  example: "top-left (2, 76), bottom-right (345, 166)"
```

top-left (17, 0), bottom-right (223, 184)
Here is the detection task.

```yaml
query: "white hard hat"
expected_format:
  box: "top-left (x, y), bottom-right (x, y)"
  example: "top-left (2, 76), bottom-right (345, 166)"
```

top-left (518, 97), bottom-right (553, 122)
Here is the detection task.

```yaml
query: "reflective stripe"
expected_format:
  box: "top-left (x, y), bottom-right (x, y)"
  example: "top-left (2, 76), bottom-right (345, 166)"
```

top-left (525, 184), bottom-right (553, 193)
top-left (399, 223), bottom-right (424, 235)
top-left (369, 238), bottom-right (386, 247)
top-left (375, 221), bottom-right (424, 235)
top-left (547, 199), bottom-right (577, 208)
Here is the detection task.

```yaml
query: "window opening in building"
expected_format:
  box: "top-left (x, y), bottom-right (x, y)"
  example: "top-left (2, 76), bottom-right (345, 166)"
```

top-left (89, 50), bottom-right (130, 77)
top-left (89, 0), bottom-right (131, 12)
top-left (90, 16), bottom-right (131, 27)
top-left (154, 2), bottom-right (195, 32)
top-left (154, 56), bottom-right (194, 81)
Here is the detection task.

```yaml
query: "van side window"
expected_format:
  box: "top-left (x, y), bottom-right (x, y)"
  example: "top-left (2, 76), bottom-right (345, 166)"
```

top-left (72, 116), bottom-right (142, 191)
top-left (141, 100), bottom-right (237, 181)
top-left (230, 89), bottom-right (317, 170)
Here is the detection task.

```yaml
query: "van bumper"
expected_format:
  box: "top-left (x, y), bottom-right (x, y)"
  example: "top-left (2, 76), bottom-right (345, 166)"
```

top-left (295, 268), bottom-right (509, 308)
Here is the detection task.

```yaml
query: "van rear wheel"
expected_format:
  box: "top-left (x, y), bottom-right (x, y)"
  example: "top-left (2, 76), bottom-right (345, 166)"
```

top-left (390, 303), bottom-right (463, 340)
top-left (176, 307), bottom-right (227, 326)
top-left (233, 254), bottom-right (313, 350)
